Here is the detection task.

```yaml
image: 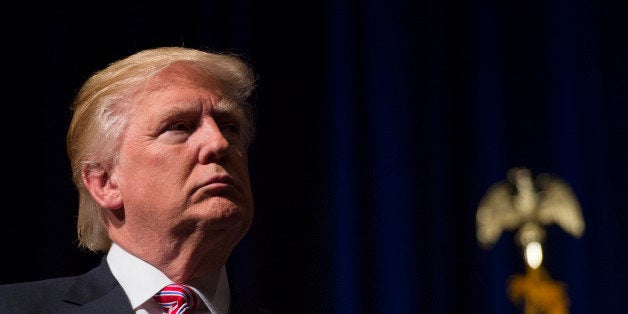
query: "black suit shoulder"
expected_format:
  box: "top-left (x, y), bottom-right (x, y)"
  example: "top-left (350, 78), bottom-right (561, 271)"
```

top-left (0, 276), bottom-right (76, 312)
top-left (0, 258), bottom-right (132, 313)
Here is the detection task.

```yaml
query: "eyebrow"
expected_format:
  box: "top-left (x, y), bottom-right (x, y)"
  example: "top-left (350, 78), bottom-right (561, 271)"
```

top-left (154, 103), bottom-right (201, 120)
top-left (211, 98), bottom-right (240, 114)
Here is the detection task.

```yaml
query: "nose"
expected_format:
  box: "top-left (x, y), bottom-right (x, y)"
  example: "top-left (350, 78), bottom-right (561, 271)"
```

top-left (197, 118), bottom-right (229, 163)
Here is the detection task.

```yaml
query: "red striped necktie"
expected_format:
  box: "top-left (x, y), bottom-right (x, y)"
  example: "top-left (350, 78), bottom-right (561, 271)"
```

top-left (153, 284), bottom-right (201, 314)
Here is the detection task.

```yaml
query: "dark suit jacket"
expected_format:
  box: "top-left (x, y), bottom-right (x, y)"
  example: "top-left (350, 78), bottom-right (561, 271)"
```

top-left (0, 257), bottom-right (270, 314)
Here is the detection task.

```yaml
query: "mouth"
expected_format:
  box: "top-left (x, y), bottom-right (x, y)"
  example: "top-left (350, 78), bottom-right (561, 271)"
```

top-left (191, 174), bottom-right (239, 201)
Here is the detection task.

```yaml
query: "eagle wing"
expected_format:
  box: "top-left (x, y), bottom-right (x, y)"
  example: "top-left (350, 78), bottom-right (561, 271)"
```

top-left (535, 173), bottom-right (585, 238)
top-left (476, 180), bottom-right (523, 249)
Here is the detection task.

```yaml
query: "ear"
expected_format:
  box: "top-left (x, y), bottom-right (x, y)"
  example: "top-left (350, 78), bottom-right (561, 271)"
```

top-left (81, 163), bottom-right (123, 210)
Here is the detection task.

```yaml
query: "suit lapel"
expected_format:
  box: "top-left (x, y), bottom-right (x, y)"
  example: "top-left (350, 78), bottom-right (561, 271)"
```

top-left (63, 256), bottom-right (134, 313)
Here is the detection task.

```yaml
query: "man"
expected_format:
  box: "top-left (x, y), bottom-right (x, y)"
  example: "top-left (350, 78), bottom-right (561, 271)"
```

top-left (0, 47), bottom-right (269, 313)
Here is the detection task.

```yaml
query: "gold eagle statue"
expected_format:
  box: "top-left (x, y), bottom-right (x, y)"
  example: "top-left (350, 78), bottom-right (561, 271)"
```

top-left (477, 167), bottom-right (584, 313)
top-left (476, 167), bottom-right (585, 252)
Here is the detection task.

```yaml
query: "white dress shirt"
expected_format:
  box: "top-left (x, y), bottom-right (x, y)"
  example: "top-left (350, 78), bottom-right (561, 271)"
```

top-left (106, 243), bottom-right (231, 313)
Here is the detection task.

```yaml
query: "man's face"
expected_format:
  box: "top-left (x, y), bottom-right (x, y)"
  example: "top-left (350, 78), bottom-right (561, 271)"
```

top-left (111, 62), bottom-right (253, 242)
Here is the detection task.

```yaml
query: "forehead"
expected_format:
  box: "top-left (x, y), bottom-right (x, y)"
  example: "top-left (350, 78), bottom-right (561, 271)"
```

top-left (126, 62), bottom-right (242, 118)
top-left (133, 62), bottom-right (229, 110)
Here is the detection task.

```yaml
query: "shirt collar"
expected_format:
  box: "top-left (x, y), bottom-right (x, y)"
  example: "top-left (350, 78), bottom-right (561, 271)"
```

top-left (106, 242), bottom-right (231, 313)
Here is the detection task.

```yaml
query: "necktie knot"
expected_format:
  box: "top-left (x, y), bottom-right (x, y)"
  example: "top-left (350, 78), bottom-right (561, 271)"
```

top-left (153, 284), bottom-right (201, 314)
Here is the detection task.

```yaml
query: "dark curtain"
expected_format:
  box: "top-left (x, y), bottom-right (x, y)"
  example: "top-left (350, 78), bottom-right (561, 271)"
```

top-left (3, 0), bottom-right (626, 313)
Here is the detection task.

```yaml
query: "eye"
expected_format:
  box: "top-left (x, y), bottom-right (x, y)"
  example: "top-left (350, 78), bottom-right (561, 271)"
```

top-left (220, 123), bottom-right (240, 135)
top-left (165, 121), bottom-right (191, 132)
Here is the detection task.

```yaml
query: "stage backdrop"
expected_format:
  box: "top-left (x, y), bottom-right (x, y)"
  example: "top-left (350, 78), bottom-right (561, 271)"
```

top-left (2, 0), bottom-right (626, 313)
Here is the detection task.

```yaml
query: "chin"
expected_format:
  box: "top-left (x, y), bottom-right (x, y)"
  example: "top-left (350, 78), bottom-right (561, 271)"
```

top-left (195, 198), bottom-right (253, 230)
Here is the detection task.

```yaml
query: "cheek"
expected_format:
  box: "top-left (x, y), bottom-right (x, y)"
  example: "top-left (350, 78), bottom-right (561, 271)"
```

top-left (234, 147), bottom-right (249, 173)
top-left (116, 149), bottom-right (190, 204)
top-left (117, 166), bottom-right (188, 222)
top-left (233, 151), bottom-right (252, 188)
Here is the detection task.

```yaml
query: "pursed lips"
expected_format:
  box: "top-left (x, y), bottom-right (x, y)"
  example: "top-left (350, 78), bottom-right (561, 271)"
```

top-left (193, 174), bottom-right (238, 195)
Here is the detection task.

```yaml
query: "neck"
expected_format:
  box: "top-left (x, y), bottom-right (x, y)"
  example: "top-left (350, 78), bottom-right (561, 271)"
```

top-left (109, 226), bottom-right (243, 283)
